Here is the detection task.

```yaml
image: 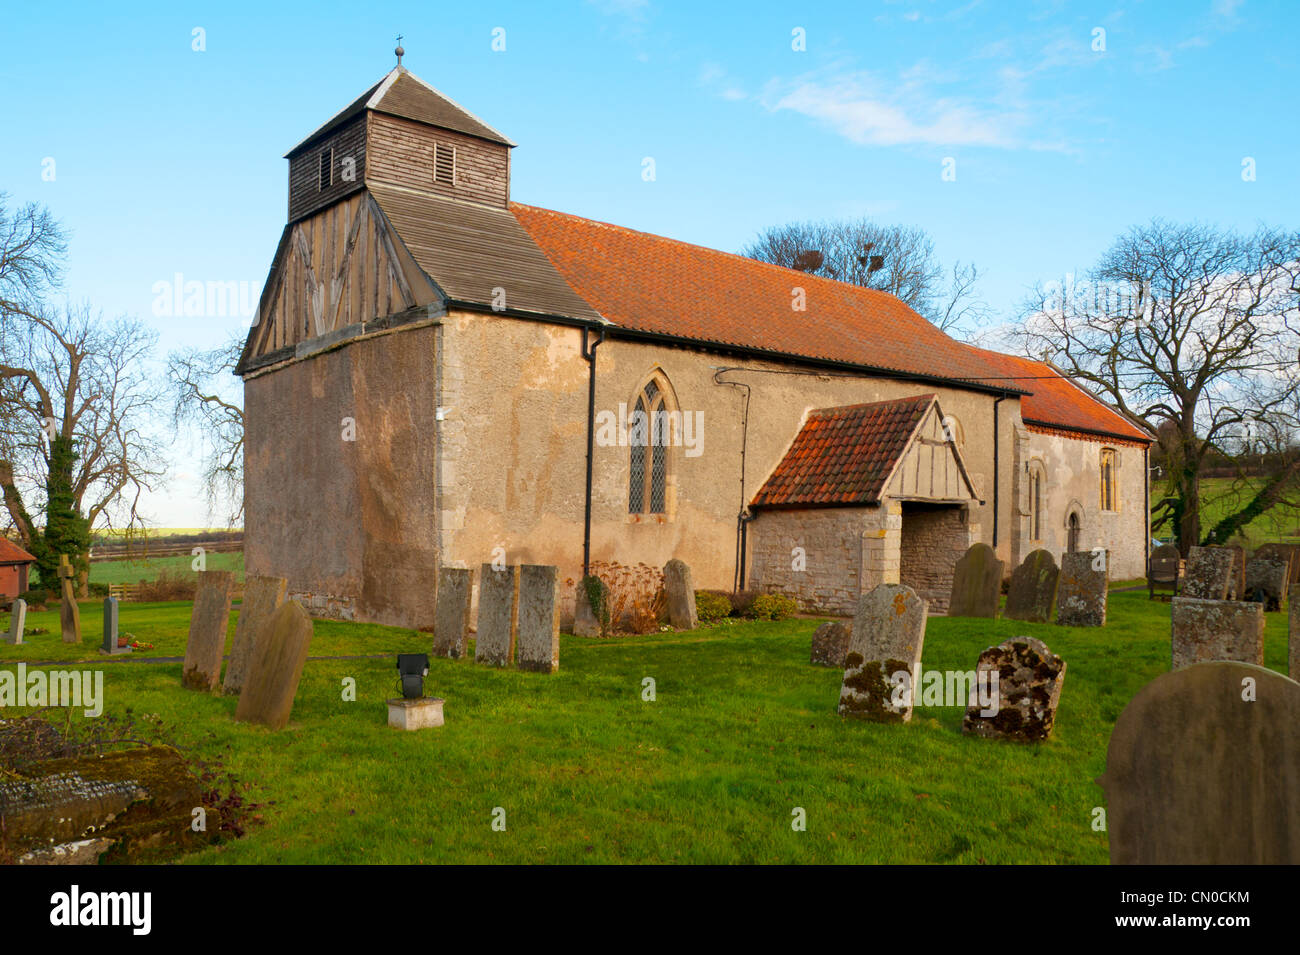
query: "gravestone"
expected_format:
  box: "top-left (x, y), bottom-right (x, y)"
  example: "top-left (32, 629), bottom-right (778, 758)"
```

top-left (1182, 546), bottom-right (1235, 600)
top-left (1291, 585), bottom-right (1299, 680)
top-left (573, 577), bottom-right (605, 637)
top-left (1056, 551), bottom-right (1107, 627)
top-left (1003, 549), bottom-right (1059, 623)
top-left (810, 620), bottom-right (851, 668)
top-left (1170, 596), bottom-right (1264, 670)
top-left (663, 559), bottom-right (699, 630)
top-left (234, 600), bottom-right (313, 730)
top-left (516, 564), bottom-right (560, 673)
top-left (58, 554), bottom-right (81, 644)
top-left (1244, 557), bottom-right (1288, 612)
top-left (838, 584), bottom-right (927, 723)
top-left (181, 570), bottom-right (234, 691)
top-left (1255, 543), bottom-right (1299, 589)
top-left (1225, 544), bottom-right (1246, 600)
top-left (947, 543), bottom-right (1003, 618)
top-left (99, 597), bottom-right (128, 655)
top-left (431, 567), bottom-right (472, 659)
top-left (223, 575), bottom-right (288, 694)
top-left (4, 598), bottom-right (25, 646)
top-left (1099, 662), bottom-right (1300, 863)
top-left (475, 563), bottom-right (518, 666)
top-left (961, 637), bottom-right (1066, 742)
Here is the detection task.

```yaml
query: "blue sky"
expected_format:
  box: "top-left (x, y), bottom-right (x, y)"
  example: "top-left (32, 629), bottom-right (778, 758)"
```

top-left (2, 0), bottom-right (1297, 526)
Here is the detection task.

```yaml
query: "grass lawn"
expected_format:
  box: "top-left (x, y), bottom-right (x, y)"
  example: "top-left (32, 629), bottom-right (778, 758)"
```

top-left (88, 551), bottom-right (245, 587)
top-left (0, 588), bottom-right (1291, 864)
top-left (1197, 477), bottom-right (1300, 547)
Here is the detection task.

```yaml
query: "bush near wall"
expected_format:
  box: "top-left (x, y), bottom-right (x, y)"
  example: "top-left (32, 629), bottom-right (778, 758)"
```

top-left (749, 593), bottom-right (799, 621)
top-left (695, 590), bottom-right (733, 623)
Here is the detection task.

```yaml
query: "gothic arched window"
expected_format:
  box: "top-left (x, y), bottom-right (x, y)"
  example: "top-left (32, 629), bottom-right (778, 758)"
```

top-left (628, 375), bottom-right (673, 516)
top-left (1028, 463), bottom-right (1046, 542)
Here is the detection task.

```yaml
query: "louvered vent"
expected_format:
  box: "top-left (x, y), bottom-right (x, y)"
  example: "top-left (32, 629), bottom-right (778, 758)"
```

top-left (435, 143), bottom-right (456, 184)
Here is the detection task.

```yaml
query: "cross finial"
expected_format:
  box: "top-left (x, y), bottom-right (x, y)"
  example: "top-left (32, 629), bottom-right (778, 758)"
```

top-left (395, 35), bottom-right (405, 67)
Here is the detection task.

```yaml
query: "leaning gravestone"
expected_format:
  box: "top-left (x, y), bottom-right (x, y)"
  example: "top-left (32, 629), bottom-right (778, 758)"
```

top-left (4, 598), bottom-right (25, 646)
top-left (961, 637), bottom-right (1066, 742)
top-left (1244, 557), bottom-right (1288, 612)
top-left (431, 567), bottom-right (472, 659)
top-left (100, 597), bottom-right (128, 655)
top-left (1170, 596), bottom-right (1264, 670)
top-left (1182, 546), bottom-right (1235, 600)
top-left (1056, 551), bottom-right (1107, 627)
top-left (810, 620), bottom-right (851, 668)
top-left (58, 554), bottom-right (81, 644)
top-left (223, 575), bottom-right (288, 694)
top-left (838, 584), bottom-right (927, 723)
top-left (947, 542), bottom-right (1003, 618)
top-left (663, 559), bottom-right (699, 630)
top-left (234, 600), bottom-right (313, 731)
top-left (1003, 549), bottom-right (1059, 623)
top-left (517, 564), bottom-right (560, 673)
top-left (1099, 662), bottom-right (1300, 863)
top-left (475, 563), bottom-right (518, 666)
top-left (181, 570), bottom-right (234, 691)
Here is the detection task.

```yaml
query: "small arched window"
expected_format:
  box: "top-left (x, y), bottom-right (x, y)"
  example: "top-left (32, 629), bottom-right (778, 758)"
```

top-left (629, 375), bottom-right (673, 515)
top-left (1100, 448), bottom-right (1118, 512)
top-left (1067, 511), bottom-right (1081, 553)
top-left (1028, 464), bottom-right (1045, 542)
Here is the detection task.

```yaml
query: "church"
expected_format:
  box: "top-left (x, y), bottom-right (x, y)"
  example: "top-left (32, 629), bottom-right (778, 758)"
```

top-left (237, 59), bottom-right (1153, 629)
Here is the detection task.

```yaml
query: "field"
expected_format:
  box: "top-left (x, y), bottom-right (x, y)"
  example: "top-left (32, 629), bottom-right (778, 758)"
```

top-left (1194, 477), bottom-right (1300, 548)
top-left (0, 587), bottom-right (1291, 864)
top-left (88, 551), bottom-right (245, 587)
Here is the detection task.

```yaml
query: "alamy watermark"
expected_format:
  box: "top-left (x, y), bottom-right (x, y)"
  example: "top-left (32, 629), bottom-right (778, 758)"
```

top-left (594, 404), bottom-right (704, 458)
top-left (0, 663), bottom-right (104, 717)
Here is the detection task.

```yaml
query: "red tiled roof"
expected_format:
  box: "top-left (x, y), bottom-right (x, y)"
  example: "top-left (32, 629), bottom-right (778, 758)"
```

top-left (961, 346), bottom-right (1152, 443)
top-left (751, 394), bottom-right (936, 508)
top-left (0, 539), bottom-right (36, 564)
top-left (511, 204), bottom-right (1012, 389)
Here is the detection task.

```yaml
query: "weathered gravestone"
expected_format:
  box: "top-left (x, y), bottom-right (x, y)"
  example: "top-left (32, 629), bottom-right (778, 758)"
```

top-left (234, 600), bottom-right (313, 730)
top-left (181, 570), bottom-right (234, 691)
top-left (1099, 662), bottom-right (1300, 864)
top-left (1056, 551), bottom-right (1107, 627)
top-left (573, 577), bottom-right (606, 637)
top-left (1182, 546), bottom-right (1235, 600)
top-left (961, 636), bottom-right (1066, 742)
top-left (1255, 542), bottom-right (1300, 589)
top-left (1244, 557), bottom-right (1288, 612)
top-left (1170, 596), bottom-right (1264, 670)
top-left (1291, 585), bottom-right (1299, 680)
top-left (4, 598), bottom-right (25, 646)
top-left (1225, 544), bottom-right (1246, 600)
top-left (223, 575), bottom-right (287, 694)
top-left (947, 542), bottom-right (1003, 618)
top-left (58, 555), bottom-right (81, 644)
top-left (517, 564), bottom-right (560, 673)
top-left (1003, 549), bottom-right (1059, 623)
top-left (99, 596), bottom-right (128, 655)
top-left (810, 620), bottom-right (851, 668)
top-left (838, 584), bottom-right (927, 723)
top-left (475, 563), bottom-right (518, 666)
top-left (663, 559), bottom-right (699, 630)
top-left (431, 567), bottom-right (472, 659)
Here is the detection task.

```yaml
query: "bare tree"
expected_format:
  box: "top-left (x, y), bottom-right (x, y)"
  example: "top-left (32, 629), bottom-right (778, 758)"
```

top-left (1016, 219), bottom-right (1300, 553)
top-left (0, 193), bottom-right (66, 321)
top-left (167, 335), bottom-right (244, 526)
top-left (741, 218), bottom-right (989, 333)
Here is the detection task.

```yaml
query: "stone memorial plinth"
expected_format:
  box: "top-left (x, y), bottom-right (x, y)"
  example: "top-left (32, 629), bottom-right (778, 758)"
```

top-left (948, 543), bottom-right (1003, 618)
top-left (387, 697), bottom-right (445, 731)
top-left (432, 567), bottom-right (472, 659)
top-left (961, 637), bottom-right (1066, 742)
top-left (1003, 549), bottom-right (1059, 623)
top-left (476, 563), bottom-right (518, 666)
top-left (517, 564), bottom-right (560, 673)
top-left (1171, 596), bottom-right (1265, 670)
top-left (810, 620), bottom-right (851, 668)
top-left (1056, 551), bottom-right (1107, 627)
top-left (838, 584), bottom-right (927, 723)
top-left (663, 559), bottom-right (699, 630)
top-left (224, 575), bottom-right (287, 694)
top-left (235, 600), bottom-right (313, 730)
top-left (1182, 546), bottom-right (1235, 600)
top-left (182, 570), bottom-right (234, 691)
top-left (4, 598), bottom-right (25, 646)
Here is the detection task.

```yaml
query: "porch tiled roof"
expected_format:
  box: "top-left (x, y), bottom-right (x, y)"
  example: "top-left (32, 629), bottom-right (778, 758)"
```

top-left (0, 539), bottom-right (36, 564)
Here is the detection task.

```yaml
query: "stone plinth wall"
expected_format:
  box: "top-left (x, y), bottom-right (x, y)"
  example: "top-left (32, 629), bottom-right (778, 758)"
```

top-left (747, 507), bottom-right (871, 615)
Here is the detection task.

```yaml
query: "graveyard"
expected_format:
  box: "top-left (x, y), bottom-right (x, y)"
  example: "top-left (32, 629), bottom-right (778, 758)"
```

top-left (0, 578), bottom-right (1292, 864)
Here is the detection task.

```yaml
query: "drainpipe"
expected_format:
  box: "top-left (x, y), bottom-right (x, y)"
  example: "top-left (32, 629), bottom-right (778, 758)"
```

top-left (712, 368), bottom-right (752, 593)
top-left (992, 394), bottom-right (1007, 550)
top-left (581, 325), bottom-right (605, 577)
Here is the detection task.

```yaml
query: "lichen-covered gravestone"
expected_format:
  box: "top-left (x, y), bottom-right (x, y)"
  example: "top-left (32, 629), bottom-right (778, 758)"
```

top-left (961, 637), bottom-right (1066, 742)
top-left (1056, 551), bottom-right (1107, 627)
top-left (1170, 597), bottom-right (1265, 670)
top-left (1225, 544), bottom-right (1246, 600)
top-left (223, 575), bottom-right (288, 694)
top-left (181, 570), bottom-right (234, 691)
top-left (1182, 546), bottom-right (1235, 600)
top-left (1244, 557), bottom-right (1288, 612)
top-left (1003, 549), bottom-right (1059, 623)
top-left (810, 620), bottom-right (851, 668)
top-left (475, 563), bottom-right (518, 666)
top-left (663, 559), bottom-right (699, 630)
top-left (838, 584), bottom-right (927, 723)
top-left (58, 554), bottom-right (81, 644)
top-left (1255, 543), bottom-right (1299, 589)
top-left (517, 564), bottom-right (560, 673)
top-left (234, 600), bottom-right (313, 730)
top-left (947, 542), bottom-right (1003, 619)
top-left (431, 567), bottom-right (472, 659)
top-left (4, 598), bottom-right (25, 646)
top-left (1099, 662), bottom-right (1300, 864)
top-left (573, 577), bottom-right (606, 637)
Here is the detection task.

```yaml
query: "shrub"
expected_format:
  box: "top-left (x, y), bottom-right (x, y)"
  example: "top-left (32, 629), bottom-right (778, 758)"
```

top-left (727, 590), bottom-right (759, 617)
top-left (695, 590), bottom-right (732, 623)
top-left (749, 593), bottom-right (799, 621)
top-left (138, 570), bottom-right (197, 602)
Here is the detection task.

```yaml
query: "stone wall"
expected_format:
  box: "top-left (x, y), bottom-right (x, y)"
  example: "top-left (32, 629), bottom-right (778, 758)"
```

top-left (899, 503), bottom-right (972, 614)
top-left (746, 507), bottom-right (870, 615)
